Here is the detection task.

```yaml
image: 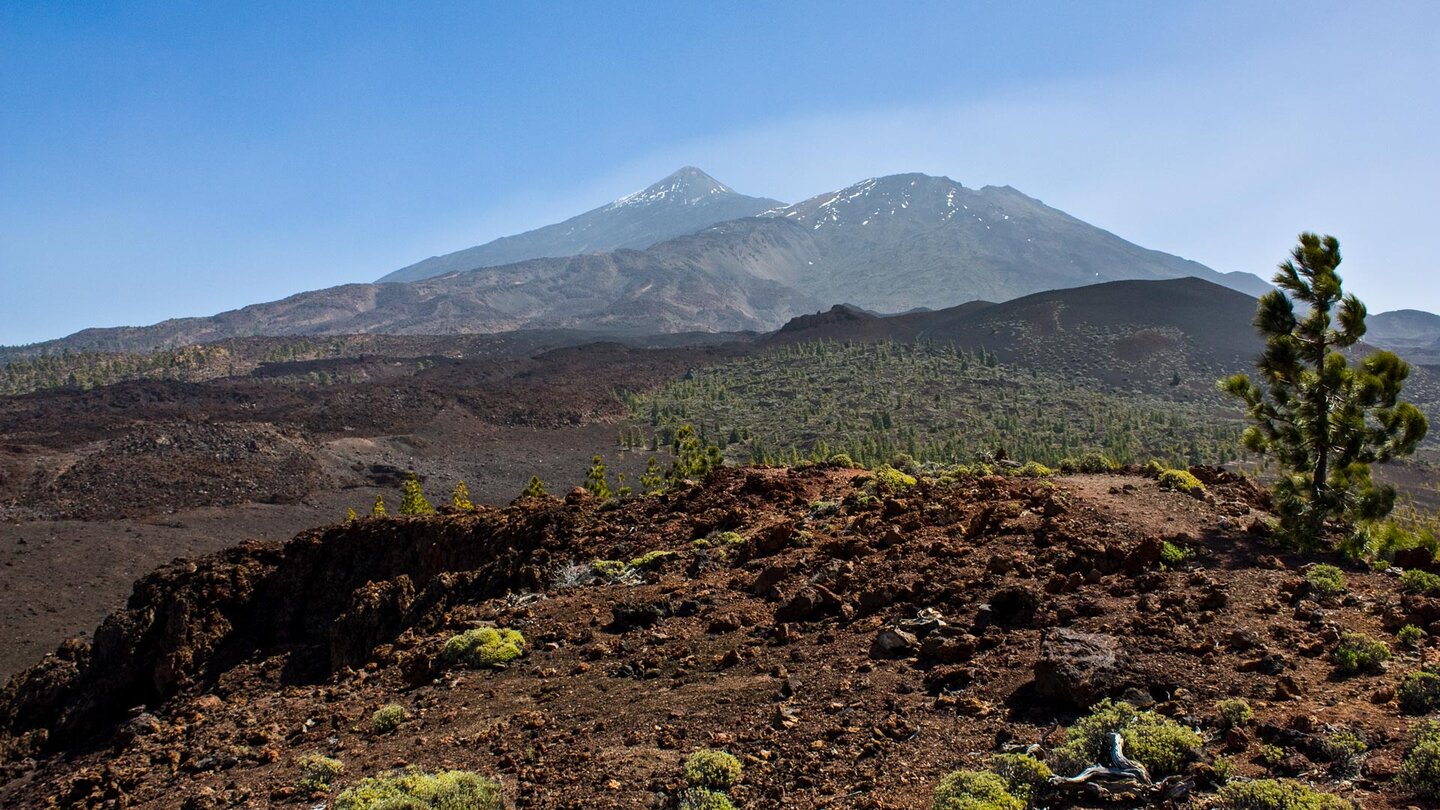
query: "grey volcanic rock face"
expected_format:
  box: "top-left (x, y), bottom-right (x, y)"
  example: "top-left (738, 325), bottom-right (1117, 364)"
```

top-left (379, 167), bottom-right (783, 283)
top-left (766, 173), bottom-right (1271, 311)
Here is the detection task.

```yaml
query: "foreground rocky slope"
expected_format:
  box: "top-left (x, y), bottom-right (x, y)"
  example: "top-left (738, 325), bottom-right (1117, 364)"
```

top-left (3, 464), bottom-right (1436, 808)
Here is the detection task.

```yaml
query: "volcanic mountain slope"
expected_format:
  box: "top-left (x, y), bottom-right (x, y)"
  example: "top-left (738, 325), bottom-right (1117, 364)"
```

top-left (24, 218), bottom-right (820, 354)
top-left (16, 172), bottom-right (1273, 355)
top-left (0, 464), bottom-right (1431, 808)
top-left (380, 167), bottom-right (784, 283)
top-left (765, 174), bottom-right (1273, 312)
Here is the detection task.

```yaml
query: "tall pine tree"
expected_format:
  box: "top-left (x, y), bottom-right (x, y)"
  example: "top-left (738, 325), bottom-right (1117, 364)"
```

top-left (1221, 233), bottom-right (1427, 546)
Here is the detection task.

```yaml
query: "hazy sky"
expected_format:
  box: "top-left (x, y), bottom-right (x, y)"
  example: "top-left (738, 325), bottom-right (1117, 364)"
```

top-left (2, 1), bottom-right (1437, 345)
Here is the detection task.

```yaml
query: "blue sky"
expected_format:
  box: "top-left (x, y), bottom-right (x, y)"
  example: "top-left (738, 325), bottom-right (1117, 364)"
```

top-left (2, 1), bottom-right (1437, 345)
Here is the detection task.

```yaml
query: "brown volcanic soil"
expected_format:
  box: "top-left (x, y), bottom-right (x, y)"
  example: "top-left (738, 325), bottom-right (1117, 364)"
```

top-left (1, 465), bottom-right (1434, 808)
top-left (0, 342), bottom-right (742, 679)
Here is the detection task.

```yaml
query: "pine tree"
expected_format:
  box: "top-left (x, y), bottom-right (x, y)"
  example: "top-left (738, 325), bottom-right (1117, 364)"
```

top-left (584, 455), bottom-right (613, 499)
top-left (399, 473), bottom-right (435, 516)
top-left (451, 480), bottom-right (473, 510)
top-left (521, 475), bottom-right (548, 499)
top-left (371, 494), bottom-right (387, 517)
top-left (640, 456), bottom-right (665, 494)
top-left (1221, 233), bottom-right (1427, 545)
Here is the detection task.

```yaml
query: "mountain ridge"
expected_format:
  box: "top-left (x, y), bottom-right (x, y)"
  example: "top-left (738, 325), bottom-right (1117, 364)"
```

top-left (378, 167), bottom-right (783, 283)
top-left (6, 172), bottom-right (1277, 355)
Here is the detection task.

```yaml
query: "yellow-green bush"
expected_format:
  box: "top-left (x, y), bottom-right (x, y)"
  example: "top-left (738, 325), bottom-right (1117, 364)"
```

top-left (628, 550), bottom-right (676, 570)
top-left (989, 753), bottom-right (1051, 802)
top-left (1305, 564), bottom-right (1347, 600)
top-left (440, 627), bottom-right (525, 669)
top-left (932, 770), bottom-right (1023, 810)
top-left (874, 464), bottom-right (918, 492)
top-left (677, 787), bottom-right (735, 810)
top-left (1051, 699), bottom-right (1203, 778)
top-left (1215, 778), bottom-right (1353, 809)
top-left (333, 769), bottom-right (502, 810)
top-left (1401, 568), bottom-right (1440, 596)
top-left (683, 749), bottom-right (742, 791)
top-left (1216, 699), bottom-right (1254, 729)
top-left (1157, 468), bottom-right (1205, 496)
top-left (1401, 720), bottom-right (1440, 799)
top-left (1401, 668), bottom-right (1440, 715)
top-left (1331, 632), bottom-right (1390, 676)
top-left (1014, 461), bottom-right (1055, 478)
top-left (296, 754), bottom-right (344, 792)
top-left (371, 704), bottom-right (407, 734)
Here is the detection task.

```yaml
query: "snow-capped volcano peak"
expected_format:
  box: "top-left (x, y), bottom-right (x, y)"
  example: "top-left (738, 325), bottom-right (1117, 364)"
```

top-left (608, 166), bottom-right (737, 209)
top-left (769, 173), bottom-right (983, 230)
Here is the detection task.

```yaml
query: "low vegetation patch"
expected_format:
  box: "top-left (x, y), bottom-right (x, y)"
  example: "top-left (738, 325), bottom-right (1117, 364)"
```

top-left (440, 627), bottom-right (526, 669)
top-left (1216, 698), bottom-right (1254, 729)
top-left (370, 704), bottom-right (407, 735)
top-left (988, 754), bottom-right (1051, 803)
top-left (1157, 468), bottom-right (1205, 497)
top-left (677, 788), bottom-right (735, 810)
top-left (683, 749), bottom-right (743, 791)
top-left (1402, 668), bottom-right (1440, 715)
top-left (1051, 699), bottom-right (1203, 778)
top-left (333, 769), bottom-right (502, 810)
top-left (1400, 568), bottom-right (1440, 597)
top-left (932, 769), bottom-right (1023, 810)
top-left (1305, 564), bottom-right (1347, 601)
top-left (1398, 624), bottom-right (1427, 649)
top-left (1215, 778), bottom-right (1353, 809)
top-left (1402, 720), bottom-right (1440, 799)
top-left (295, 754), bottom-right (344, 792)
top-left (1160, 540), bottom-right (1192, 569)
top-left (1332, 632), bottom-right (1390, 677)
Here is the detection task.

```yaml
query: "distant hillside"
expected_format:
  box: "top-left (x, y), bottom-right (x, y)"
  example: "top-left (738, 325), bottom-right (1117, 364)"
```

top-left (380, 167), bottom-right (783, 282)
top-left (773, 276), bottom-right (1261, 391)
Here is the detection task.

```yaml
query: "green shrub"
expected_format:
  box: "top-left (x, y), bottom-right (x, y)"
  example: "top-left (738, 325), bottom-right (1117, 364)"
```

top-left (828, 453), bottom-right (858, 468)
top-left (1215, 778), bottom-right (1353, 809)
top-left (1346, 519), bottom-right (1438, 565)
top-left (1157, 468), bottom-right (1205, 496)
top-left (683, 749), bottom-right (742, 791)
top-left (1401, 568), bottom-right (1440, 596)
top-left (1216, 699), bottom-right (1254, 729)
top-left (1051, 699), bottom-right (1203, 778)
top-left (1323, 731), bottom-right (1367, 776)
top-left (1305, 564), bottom-right (1348, 600)
top-left (677, 788), bottom-right (735, 810)
top-left (932, 769), bottom-right (1023, 810)
top-left (371, 704), bottom-right (408, 734)
top-left (333, 769), bottom-right (502, 810)
top-left (628, 550), bottom-right (676, 570)
top-left (1014, 461), bottom-right (1055, 478)
top-left (1400, 668), bottom-right (1440, 714)
top-left (1143, 459), bottom-right (1166, 479)
top-left (1160, 541), bottom-right (1192, 569)
top-left (989, 753), bottom-right (1052, 802)
top-left (1060, 452), bottom-right (1121, 474)
top-left (440, 627), bottom-right (526, 669)
top-left (1401, 720), bottom-right (1440, 799)
top-left (1259, 745), bottom-right (1286, 770)
top-left (296, 754), bottom-right (344, 792)
top-left (1332, 632), bottom-right (1390, 676)
top-left (1399, 624), bottom-right (1427, 649)
top-left (874, 464), bottom-right (918, 492)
